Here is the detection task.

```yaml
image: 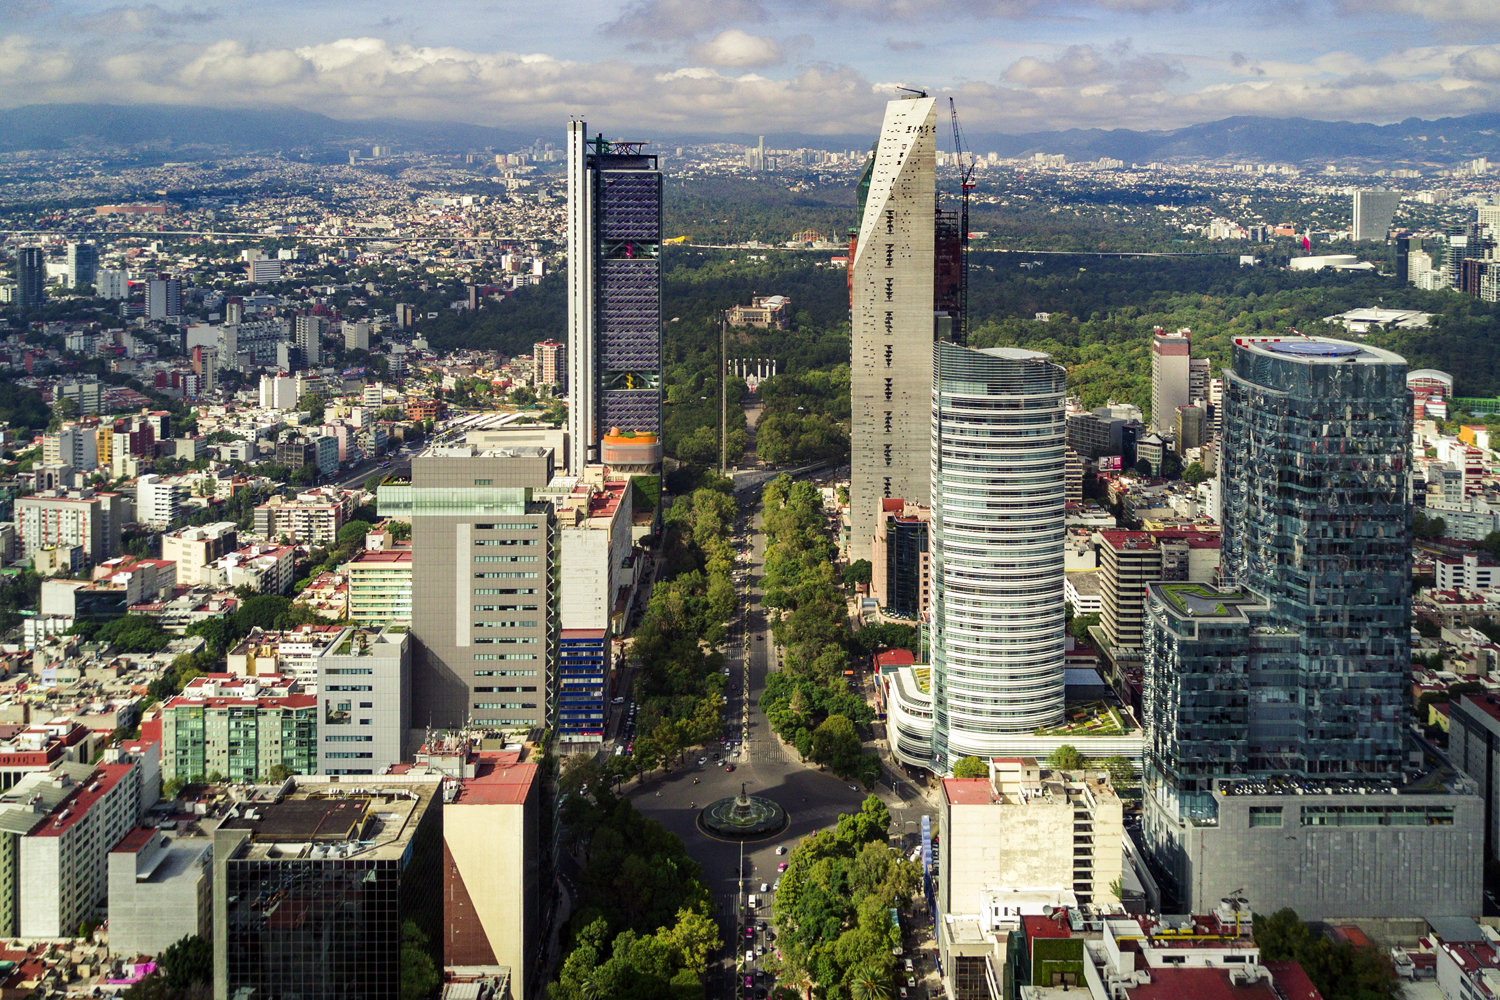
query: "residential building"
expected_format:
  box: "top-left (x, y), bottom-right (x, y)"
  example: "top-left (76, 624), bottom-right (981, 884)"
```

top-left (430, 738), bottom-right (542, 999)
top-left (159, 674), bottom-right (316, 784)
top-left (259, 373), bottom-right (296, 410)
top-left (145, 277), bottom-right (182, 321)
top-left (1448, 694), bottom-right (1500, 862)
top-left (871, 498), bottom-right (930, 619)
top-left (254, 488), bottom-right (353, 544)
top-left (1352, 188), bottom-right (1401, 242)
top-left (42, 424), bottom-right (98, 472)
top-left (1095, 529), bottom-right (1220, 653)
top-left (219, 320), bottom-right (290, 369)
top-left (316, 626), bottom-right (410, 775)
top-left (212, 779), bottom-right (441, 1000)
top-left (533, 339), bottom-right (565, 388)
top-left (295, 315), bottom-right (325, 366)
top-left (16, 489), bottom-right (126, 566)
top-left (1150, 327), bottom-right (1191, 436)
top-left (344, 321), bottom-right (371, 352)
top-left (162, 522), bottom-right (238, 586)
top-left (65, 242), bottom-right (98, 290)
top-left (567, 119), bottom-right (664, 474)
top-left (345, 549), bottom-right (413, 625)
top-left (95, 269), bottom-right (129, 299)
top-left (380, 445), bottom-right (557, 731)
top-left (929, 343), bottom-right (1067, 769)
top-left (204, 543), bottom-right (296, 594)
top-left (937, 759), bottom-right (1123, 996)
top-left (849, 95), bottom-right (937, 547)
top-left (137, 473), bottom-right (182, 528)
top-left (725, 294), bottom-right (791, 329)
top-left (1141, 336), bottom-right (1481, 918)
top-left (58, 378), bottom-right (103, 414)
top-left (107, 827), bottom-right (211, 958)
top-left (19, 756), bottom-right (145, 938)
top-left (1437, 552), bottom-right (1500, 591)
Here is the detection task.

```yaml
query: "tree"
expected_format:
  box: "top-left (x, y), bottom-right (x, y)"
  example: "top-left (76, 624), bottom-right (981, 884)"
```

top-left (266, 763), bottom-right (293, 783)
top-left (298, 393), bottom-right (325, 422)
top-left (336, 520), bottom-right (373, 548)
top-left (1098, 755), bottom-right (1137, 791)
top-left (1047, 744), bottom-right (1085, 770)
top-left (842, 559), bottom-right (872, 588)
top-left (1182, 461), bottom-right (1209, 485)
top-left (1134, 458), bottom-right (1154, 477)
top-left (1070, 612), bottom-right (1100, 646)
top-left (952, 755), bottom-right (988, 779)
top-left (1483, 530), bottom-right (1500, 558)
top-left (399, 921), bottom-right (440, 1000)
top-left (811, 715), bottom-right (863, 775)
top-left (47, 396), bottom-right (79, 432)
top-left (158, 934), bottom-right (213, 995)
top-left (1160, 451), bottom-right (1184, 480)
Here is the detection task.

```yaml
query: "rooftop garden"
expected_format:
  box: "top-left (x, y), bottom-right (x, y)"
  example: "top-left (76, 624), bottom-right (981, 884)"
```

top-left (1158, 582), bottom-right (1248, 617)
top-left (1033, 700), bottom-right (1134, 737)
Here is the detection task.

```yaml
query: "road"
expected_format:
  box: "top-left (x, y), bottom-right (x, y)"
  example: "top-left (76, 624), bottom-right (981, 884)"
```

top-left (618, 469), bottom-right (935, 1000)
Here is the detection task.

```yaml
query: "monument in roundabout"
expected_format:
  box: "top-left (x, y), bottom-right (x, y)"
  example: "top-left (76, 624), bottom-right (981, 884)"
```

top-left (698, 783), bottom-right (788, 839)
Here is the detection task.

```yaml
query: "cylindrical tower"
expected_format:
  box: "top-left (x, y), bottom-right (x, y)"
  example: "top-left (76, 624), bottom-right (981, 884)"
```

top-left (930, 342), bottom-right (1068, 769)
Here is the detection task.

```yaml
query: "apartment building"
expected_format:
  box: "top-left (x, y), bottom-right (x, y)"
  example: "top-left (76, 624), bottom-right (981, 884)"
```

top-left (16, 489), bottom-right (128, 566)
top-left (159, 674), bottom-right (316, 784)
top-left (161, 522), bottom-right (239, 586)
top-left (345, 550), bottom-right (413, 625)
top-left (1094, 529), bottom-right (1220, 652)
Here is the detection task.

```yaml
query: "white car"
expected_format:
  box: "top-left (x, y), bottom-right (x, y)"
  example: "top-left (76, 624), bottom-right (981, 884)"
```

top-left (760, 882), bottom-right (769, 893)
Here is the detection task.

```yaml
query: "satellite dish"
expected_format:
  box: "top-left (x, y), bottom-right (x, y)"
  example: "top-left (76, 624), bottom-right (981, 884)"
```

top-left (1042, 905), bottom-right (1054, 916)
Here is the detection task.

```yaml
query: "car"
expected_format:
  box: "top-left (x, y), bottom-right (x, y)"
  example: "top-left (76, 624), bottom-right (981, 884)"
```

top-left (725, 764), bottom-right (735, 772)
top-left (698, 757), bottom-right (707, 765)
top-left (777, 861), bottom-right (788, 872)
top-left (745, 975), bottom-right (754, 988)
top-left (906, 977), bottom-right (916, 987)
top-left (611, 696), bottom-right (625, 705)
top-left (904, 958), bottom-right (914, 973)
top-left (898, 990), bottom-right (908, 999)
top-left (756, 946), bottom-right (765, 959)
top-left (755, 989), bottom-right (767, 1000)
top-left (733, 750), bottom-right (741, 758)
top-left (775, 846), bottom-right (786, 855)
top-left (717, 759), bottom-right (725, 766)
top-left (848, 785), bottom-right (858, 791)
top-left (746, 950), bottom-right (755, 964)
top-left (755, 635), bottom-right (764, 641)
top-left (760, 882), bottom-right (769, 893)
top-left (745, 927), bottom-right (755, 939)
top-left (773, 879), bottom-right (780, 891)
top-left (758, 920), bottom-right (768, 931)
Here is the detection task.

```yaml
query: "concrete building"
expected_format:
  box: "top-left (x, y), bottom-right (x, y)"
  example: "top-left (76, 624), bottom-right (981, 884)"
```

top-left (849, 95), bottom-right (938, 549)
top-left (532, 339), bottom-right (565, 388)
top-left (930, 343), bottom-right (1068, 768)
top-left (1352, 188), bottom-right (1401, 242)
top-left (380, 445), bottom-right (557, 732)
top-left (567, 119), bottom-right (664, 474)
top-left (724, 295), bottom-right (791, 329)
top-left (316, 626), bottom-right (410, 776)
top-left (65, 242), bottom-right (97, 290)
top-left (1094, 529), bottom-right (1220, 654)
top-left (205, 544), bottom-right (296, 594)
top-left (1437, 552), bottom-right (1500, 591)
top-left (295, 315), bottom-right (325, 366)
top-left (345, 549), bottom-right (413, 625)
top-left (937, 758), bottom-right (1123, 995)
top-left (136, 474), bottom-right (182, 528)
top-left (212, 779), bottom-right (441, 1000)
top-left (16, 489), bottom-right (126, 567)
top-left (19, 756), bottom-right (145, 938)
top-left (871, 498), bottom-right (930, 620)
top-left (259, 374), bottom-right (296, 410)
top-left (160, 674), bottom-right (316, 784)
top-left (145, 277), bottom-right (182, 321)
top-left (107, 827), bottom-right (211, 958)
top-left (430, 738), bottom-right (541, 998)
top-left (42, 424), bottom-right (98, 472)
top-left (344, 321), bottom-right (371, 352)
top-left (1065, 402), bottom-right (1144, 461)
top-left (161, 522), bottom-right (239, 586)
top-left (1173, 404), bottom-right (1207, 456)
top-left (1448, 693), bottom-right (1500, 862)
top-left (254, 488), bottom-right (354, 544)
top-left (1150, 328), bottom-right (1191, 436)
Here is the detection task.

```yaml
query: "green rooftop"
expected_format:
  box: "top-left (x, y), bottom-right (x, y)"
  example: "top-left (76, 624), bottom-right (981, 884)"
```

top-left (1157, 582), bottom-right (1250, 617)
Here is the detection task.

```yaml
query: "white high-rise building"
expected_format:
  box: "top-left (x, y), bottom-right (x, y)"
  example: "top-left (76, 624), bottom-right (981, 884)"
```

top-left (95, 269), bottom-right (129, 299)
top-left (137, 474), bottom-right (182, 528)
top-left (1352, 189), bottom-right (1400, 242)
top-left (145, 277), bottom-right (182, 321)
top-left (295, 315), bottom-right (325, 366)
top-left (930, 343), bottom-right (1068, 768)
top-left (1150, 327), bottom-right (1191, 436)
top-left (850, 95), bottom-right (938, 548)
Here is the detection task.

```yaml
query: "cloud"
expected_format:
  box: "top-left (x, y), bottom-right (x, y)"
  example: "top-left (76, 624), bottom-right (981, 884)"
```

top-left (1003, 42), bottom-right (1183, 91)
top-left (886, 38), bottom-right (925, 51)
top-left (688, 29), bottom-right (783, 68)
top-left (604, 0), bottom-right (767, 40)
top-left (70, 4), bottom-right (219, 35)
top-left (1335, 0), bottom-right (1500, 25)
top-left (1453, 45), bottom-right (1500, 80)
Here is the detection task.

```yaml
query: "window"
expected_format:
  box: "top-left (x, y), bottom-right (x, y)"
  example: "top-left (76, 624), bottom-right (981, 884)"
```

top-left (326, 752), bottom-right (374, 759)
top-left (474, 479), bottom-right (492, 485)
top-left (359, 702), bottom-right (373, 708)
top-left (325, 685), bottom-right (372, 692)
top-left (359, 718), bottom-right (372, 725)
top-left (325, 668), bottom-right (372, 675)
top-left (325, 735), bottom-right (373, 742)
top-left (1248, 806), bottom-right (1282, 828)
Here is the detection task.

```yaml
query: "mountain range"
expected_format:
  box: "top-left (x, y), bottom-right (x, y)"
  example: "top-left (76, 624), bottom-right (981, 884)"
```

top-left (4, 103), bottom-right (1500, 166)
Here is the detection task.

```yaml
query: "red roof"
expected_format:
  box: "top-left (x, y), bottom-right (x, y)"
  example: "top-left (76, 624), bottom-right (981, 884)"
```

top-left (874, 649), bottom-right (915, 669)
top-left (1264, 961), bottom-right (1325, 1000)
top-left (560, 629), bottom-right (607, 640)
top-left (941, 778), bottom-right (993, 806)
top-left (1022, 915), bottom-right (1073, 941)
top-left (34, 762), bottom-right (136, 837)
top-left (1461, 694), bottom-right (1500, 725)
top-left (110, 826), bottom-right (157, 854)
top-left (1128, 967), bottom-right (1278, 1000)
top-left (449, 753), bottom-right (538, 806)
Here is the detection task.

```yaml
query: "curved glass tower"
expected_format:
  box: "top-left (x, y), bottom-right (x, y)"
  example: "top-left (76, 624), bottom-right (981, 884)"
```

top-left (930, 342), bottom-right (1068, 769)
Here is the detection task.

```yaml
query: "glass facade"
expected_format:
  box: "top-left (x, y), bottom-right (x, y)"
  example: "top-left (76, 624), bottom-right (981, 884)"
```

top-left (557, 632), bottom-right (608, 738)
top-left (885, 514), bottom-right (928, 618)
top-left (930, 343), bottom-right (1068, 769)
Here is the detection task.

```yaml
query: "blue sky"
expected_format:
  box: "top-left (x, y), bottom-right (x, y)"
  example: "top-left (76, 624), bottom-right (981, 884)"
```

top-left (5, 0), bottom-right (1500, 136)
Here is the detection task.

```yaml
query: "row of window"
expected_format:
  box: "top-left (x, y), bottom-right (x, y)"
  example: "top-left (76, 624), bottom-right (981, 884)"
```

top-left (325, 735), bottom-right (374, 742)
top-left (474, 637), bottom-right (539, 644)
top-left (474, 669), bottom-right (538, 676)
top-left (473, 702), bottom-right (538, 710)
top-left (324, 668), bottom-right (372, 675)
top-left (475, 588), bottom-right (539, 595)
top-left (474, 555), bottom-right (539, 563)
top-left (473, 654), bottom-right (536, 661)
top-left (474, 686), bottom-right (538, 692)
top-left (474, 620), bottom-right (538, 629)
top-left (475, 523), bottom-right (538, 530)
top-left (475, 572), bottom-right (539, 579)
top-left (474, 538), bottom-right (537, 546)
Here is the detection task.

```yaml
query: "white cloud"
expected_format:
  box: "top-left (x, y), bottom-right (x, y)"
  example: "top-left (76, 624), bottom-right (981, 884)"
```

top-left (605, 0), bottom-right (767, 39)
top-left (1336, 0), bottom-right (1500, 26)
top-left (689, 29), bottom-right (783, 68)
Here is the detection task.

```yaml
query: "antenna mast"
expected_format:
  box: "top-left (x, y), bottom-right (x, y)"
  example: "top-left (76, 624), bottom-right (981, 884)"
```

top-left (948, 97), bottom-right (976, 346)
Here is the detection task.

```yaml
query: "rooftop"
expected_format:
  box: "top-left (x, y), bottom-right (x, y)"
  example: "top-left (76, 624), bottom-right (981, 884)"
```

top-left (447, 751), bottom-right (538, 806)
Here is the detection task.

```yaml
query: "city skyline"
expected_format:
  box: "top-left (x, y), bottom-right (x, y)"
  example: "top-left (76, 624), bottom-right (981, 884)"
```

top-left (5, 2), bottom-right (1500, 136)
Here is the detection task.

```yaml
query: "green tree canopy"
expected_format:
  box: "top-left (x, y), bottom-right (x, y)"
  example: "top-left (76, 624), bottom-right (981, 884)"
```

top-left (952, 756), bottom-right (988, 779)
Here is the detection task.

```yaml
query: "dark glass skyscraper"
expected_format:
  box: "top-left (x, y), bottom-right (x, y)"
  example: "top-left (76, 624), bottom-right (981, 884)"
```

top-left (14, 247), bottom-right (44, 312)
top-left (566, 121), bottom-right (663, 474)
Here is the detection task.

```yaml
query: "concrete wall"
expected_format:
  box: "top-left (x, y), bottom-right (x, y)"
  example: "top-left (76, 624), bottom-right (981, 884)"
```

top-left (941, 800), bottom-right (1074, 918)
top-left (317, 631), bottom-right (410, 774)
top-left (17, 838), bottom-right (60, 937)
top-left (107, 835), bottom-right (211, 957)
top-left (444, 797), bottom-right (536, 998)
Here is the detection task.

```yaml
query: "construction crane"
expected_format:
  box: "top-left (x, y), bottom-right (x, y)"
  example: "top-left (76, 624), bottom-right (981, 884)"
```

top-left (949, 97), bottom-right (977, 346)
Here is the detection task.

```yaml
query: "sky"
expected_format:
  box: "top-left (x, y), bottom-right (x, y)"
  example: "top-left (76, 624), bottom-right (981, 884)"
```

top-left (6, 0), bottom-right (1500, 138)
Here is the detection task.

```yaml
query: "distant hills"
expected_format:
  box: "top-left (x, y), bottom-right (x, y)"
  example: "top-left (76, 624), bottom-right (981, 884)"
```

top-left (4, 102), bottom-right (1500, 166)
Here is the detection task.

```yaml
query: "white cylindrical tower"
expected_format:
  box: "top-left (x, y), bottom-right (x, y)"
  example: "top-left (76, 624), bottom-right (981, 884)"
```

top-left (930, 342), bottom-right (1068, 770)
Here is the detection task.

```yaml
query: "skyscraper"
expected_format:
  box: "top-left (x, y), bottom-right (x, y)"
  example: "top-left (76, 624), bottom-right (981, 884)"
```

top-left (1140, 336), bottom-right (1480, 918)
top-left (66, 242), bottom-right (97, 291)
top-left (929, 343), bottom-right (1068, 768)
top-left (1150, 327), bottom-right (1190, 436)
top-left (566, 120), bottom-right (663, 475)
top-left (849, 95), bottom-right (938, 548)
top-left (145, 277), bottom-right (182, 321)
top-left (1352, 188), bottom-right (1400, 242)
top-left (296, 315), bottom-right (326, 366)
top-left (14, 247), bottom-right (44, 312)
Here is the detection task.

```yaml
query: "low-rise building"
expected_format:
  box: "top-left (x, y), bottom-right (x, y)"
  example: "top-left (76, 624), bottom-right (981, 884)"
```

top-left (107, 827), bottom-right (212, 958)
top-left (161, 522), bottom-right (239, 586)
top-left (204, 544), bottom-right (296, 595)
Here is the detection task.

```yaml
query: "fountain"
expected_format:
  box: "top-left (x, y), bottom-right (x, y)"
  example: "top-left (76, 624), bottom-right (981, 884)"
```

top-left (698, 782), bottom-right (788, 840)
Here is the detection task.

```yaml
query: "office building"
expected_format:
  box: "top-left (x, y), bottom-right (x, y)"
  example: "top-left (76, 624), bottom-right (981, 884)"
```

top-left (1064, 448), bottom-right (1082, 505)
top-left (849, 95), bottom-right (938, 547)
top-left (108, 827), bottom-right (212, 958)
top-left (345, 549), bottom-right (413, 625)
top-left (871, 498), bottom-right (930, 619)
top-left (1065, 403), bottom-right (1144, 461)
top-left (14, 247), bottom-right (44, 311)
top-left (160, 674), bottom-right (316, 784)
top-left (161, 522), bottom-right (238, 586)
top-left (66, 242), bottom-right (97, 290)
top-left (246, 254), bottom-right (282, 284)
top-left (295, 315), bottom-right (326, 366)
top-left (430, 738), bottom-right (542, 999)
top-left (137, 473), bottom-right (182, 528)
top-left (1352, 188), bottom-right (1401, 242)
top-left (1172, 404), bottom-right (1207, 455)
top-left (930, 343), bottom-right (1067, 769)
top-left (533, 339), bottom-right (565, 388)
top-left (1149, 327), bottom-right (1190, 436)
top-left (220, 319), bottom-right (291, 370)
top-left (145, 277), bottom-right (182, 321)
top-left (1094, 529), bottom-right (1219, 654)
top-left (566, 120), bottom-right (664, 474)
top-left (1141, 336), bottom-right (1482, 918)
top-left (59, 378), bottom-right (103, 414)
top-left (316, 626), bottom-right (411, 775)
top-left (96, 269), bottom-right (129, 299)
top-left (16, 488), bottom-right (126, 566)
top-left (1446, 693), bottom-right (1500, 862)
top-left (380, 445), bottom-right (557, 731)
top-left (212, 780), bottom-right (441, 1000)
top-left (344, 320), bottom-right (371, 352)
